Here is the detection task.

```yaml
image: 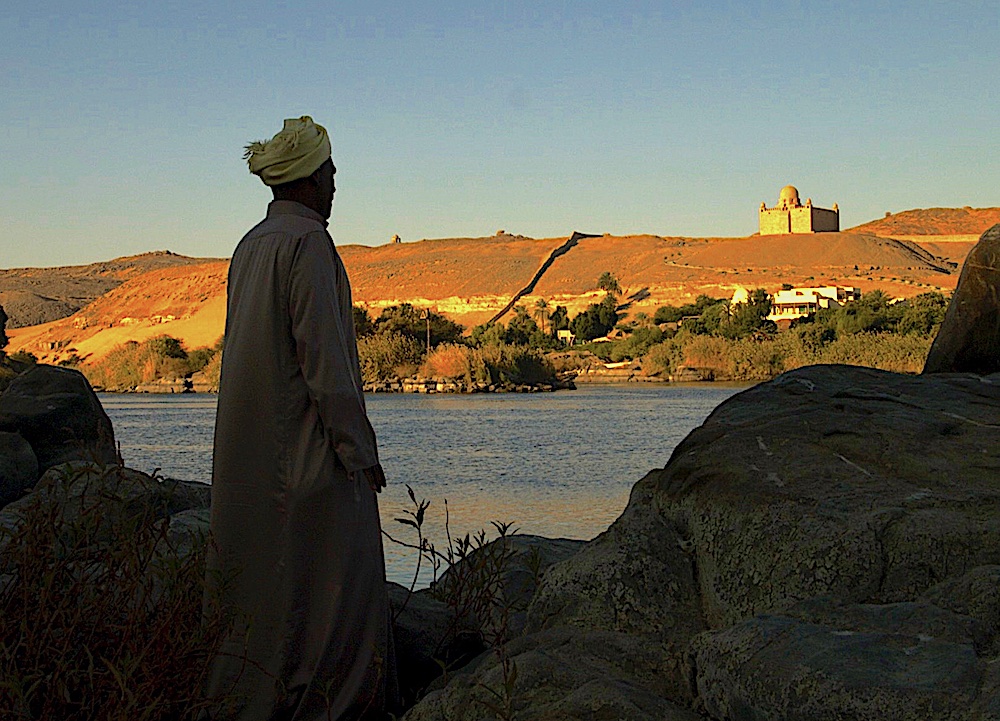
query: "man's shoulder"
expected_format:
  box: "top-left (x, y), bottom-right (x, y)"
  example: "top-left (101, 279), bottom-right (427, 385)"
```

top-left (244, 212), bottom-right (326, 242)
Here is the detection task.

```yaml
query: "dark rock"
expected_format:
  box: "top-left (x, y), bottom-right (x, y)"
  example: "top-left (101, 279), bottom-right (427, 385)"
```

top-left (525, 477), bottom-right (704, 704)
top-left (436, 534), bottom-right (586, 640)
top-left (403, 364), bottom-right (1000, 720)
top-left (0, 431), bottom-right (38, 507)
top-left (0, 364), bottom-right (118, 472)
top-left (402, 626), bottom-right (703, 721)
top-left (0, 461), bottom-right (210, 564)
top-left (924, 223), bottom-right (1000, 374)
top-left (390, 536), bottom-right (584, 710)
top-left (655, 364), bottom-right (1000, 626)
top-left (920, 565), bottom-right (1000, 655)
top-left (693, 600), bottom-right (985, 721)
top-left (161, 507), bottom-right (210, 558)
top-left (388, 582), bottom-right (486, 709)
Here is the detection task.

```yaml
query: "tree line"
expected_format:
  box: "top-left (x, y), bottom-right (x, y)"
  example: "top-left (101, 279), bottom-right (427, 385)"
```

top-left (0, 276), bottom-right (953, 390)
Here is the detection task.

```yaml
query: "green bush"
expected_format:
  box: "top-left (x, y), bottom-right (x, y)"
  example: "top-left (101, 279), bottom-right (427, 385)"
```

top-left (374, 304), bottom-right (464, 347)
top-left (478, 343), bottom-right (555, 385)
top-left (83, 336), bottom-right (195, 391)
top-left (638, 330), bottom-right (933, 381)
top-left (357, 331), bottom-right (425, 383)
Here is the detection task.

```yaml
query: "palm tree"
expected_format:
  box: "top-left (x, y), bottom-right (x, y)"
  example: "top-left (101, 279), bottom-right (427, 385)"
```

top-left (534, 298), bottom-right (550, 335)
top-left (597, 271), bottom-right (621, 297)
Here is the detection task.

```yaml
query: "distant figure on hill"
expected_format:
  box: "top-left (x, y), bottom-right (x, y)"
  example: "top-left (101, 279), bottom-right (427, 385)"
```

top-left (205, 116), bottom-right (397, 720)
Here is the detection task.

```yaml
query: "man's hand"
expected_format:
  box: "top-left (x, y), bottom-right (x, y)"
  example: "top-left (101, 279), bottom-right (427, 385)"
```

top-left (351, 463), bottom-right (386, 493)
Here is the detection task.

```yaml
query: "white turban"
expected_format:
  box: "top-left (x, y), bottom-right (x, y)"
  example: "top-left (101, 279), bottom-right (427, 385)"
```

top-left (244, 116), bottom-right (331, 186)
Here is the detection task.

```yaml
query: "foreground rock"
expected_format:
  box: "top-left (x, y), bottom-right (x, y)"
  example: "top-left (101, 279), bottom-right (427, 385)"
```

top-left (0, 365), bottom-right (118, 476)
top-left (0, 461), bottom-right (211, 558)
top-left (403, 365), bottom-right (1000, 720)
top-left (0, 431), bottom-right (38, 507)
top-left (924, 223), bottom-right (1000, 374)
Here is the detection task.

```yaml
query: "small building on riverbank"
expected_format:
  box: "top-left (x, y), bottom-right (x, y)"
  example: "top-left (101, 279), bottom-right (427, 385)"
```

top-left (767, 285), bottom-right (861, 327)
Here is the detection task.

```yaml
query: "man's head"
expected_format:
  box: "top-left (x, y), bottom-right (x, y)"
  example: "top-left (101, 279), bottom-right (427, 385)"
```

top-left (245, 116), bottom-right (335, 218)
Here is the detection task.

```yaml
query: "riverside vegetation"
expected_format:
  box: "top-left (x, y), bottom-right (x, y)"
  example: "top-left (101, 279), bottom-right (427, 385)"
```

top-left (4, 273), bottom-right (950, 391)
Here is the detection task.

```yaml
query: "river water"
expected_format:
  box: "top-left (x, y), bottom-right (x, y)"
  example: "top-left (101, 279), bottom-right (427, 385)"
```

top-left (100, 384), bottom-right (745, 585)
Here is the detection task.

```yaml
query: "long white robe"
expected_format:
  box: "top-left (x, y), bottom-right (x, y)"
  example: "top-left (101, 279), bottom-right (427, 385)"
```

top-left (206, 200), bottom-right (394, 720)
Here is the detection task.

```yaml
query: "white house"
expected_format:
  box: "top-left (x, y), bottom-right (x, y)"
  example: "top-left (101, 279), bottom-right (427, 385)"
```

top-left (767, 286), bottom-right (861, 325)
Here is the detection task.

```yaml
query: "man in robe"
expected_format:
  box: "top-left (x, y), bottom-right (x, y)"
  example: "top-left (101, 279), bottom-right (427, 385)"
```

top-left (205, 116), bottom-right (396, 720)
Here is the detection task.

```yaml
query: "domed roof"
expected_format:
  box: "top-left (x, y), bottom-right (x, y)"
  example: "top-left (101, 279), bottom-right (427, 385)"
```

top-left (779, 185), bottom-right (800, 201)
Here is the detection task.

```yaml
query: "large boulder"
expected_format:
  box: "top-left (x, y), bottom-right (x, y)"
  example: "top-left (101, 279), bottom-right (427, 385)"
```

top-left (525, 477), bottom-right (705, 703)
top-left (0, 461), bottom-right (210, 565)
top-left (656, 365), bottom-right (1000, 627)
top-left (0, 431), bottom-right (38, 507)
top-left (924, 223), bottom-right (1000, 374)
top-left (435, 534), bottom-right (586, 641)
top-left (0, 365), bottom-right (118, 473)
top-left (693, 598), bottom-right (988, 720)
top-left (403, 626), bottom-right (704, 721)
top-left (403, 364), bottom-right (1000, 720)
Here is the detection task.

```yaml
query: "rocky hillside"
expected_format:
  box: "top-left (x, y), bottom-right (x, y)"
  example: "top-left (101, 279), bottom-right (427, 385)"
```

top-left (0, 251), bottom-right (224, 328)
top-left (849, 206), bottom-right (1000, 237)
top-left (5, 216), bottom-right (991, 366)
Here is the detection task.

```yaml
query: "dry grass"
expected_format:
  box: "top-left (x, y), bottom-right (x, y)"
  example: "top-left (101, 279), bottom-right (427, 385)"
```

top-left (0, 463), bottom-right (234, 721)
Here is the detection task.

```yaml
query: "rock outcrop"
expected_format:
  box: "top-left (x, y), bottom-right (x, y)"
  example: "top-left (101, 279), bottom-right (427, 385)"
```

top-left (924, 224), bottom-right (1000, 374)
top-left (0, 461), bottom-right (211, 560)
top-left (0, 364), bottom-right (118, 477)
top-left (402, 364), bottom-right (1000, 720)
top-left (0, 431), bottom-right (37, 507)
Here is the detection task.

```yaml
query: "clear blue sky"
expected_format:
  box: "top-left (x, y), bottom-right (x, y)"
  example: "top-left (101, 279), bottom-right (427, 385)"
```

top-left (2, 1), bottom-right (997, 267)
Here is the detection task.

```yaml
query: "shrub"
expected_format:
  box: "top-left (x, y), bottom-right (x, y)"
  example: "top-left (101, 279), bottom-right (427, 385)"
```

top-left (815, 332), bottom-right (932, 374)
top-left (357, 331), bottom-right (425, 383)
top-left (374, 304), bottom-right (464, 347)
top-left (478, 344), bottom-right (555, 386)
top-left (0, 364), bottom-right (15, 393)
top-left (0, 463), bottom-right (235, 720)
top-left (642, 340), bottom-right (684, 377)
top-left (83, 336), bottom-right (193, 391)
top-left (7, 351), bottom-right (38, 366)
top-left (421, 344), bottom-right (488, 384)
top-left (186, 346), bottom-right (216, 374)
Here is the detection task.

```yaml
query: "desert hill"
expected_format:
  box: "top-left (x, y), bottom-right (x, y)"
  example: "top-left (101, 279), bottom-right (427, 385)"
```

top-left (6, 225), bottom-right (977, 367)
top-left (849, 206), bottom-right (1000, 237)
top-left (0, 251), bottom-right (224, 328)
top-left (7, 261), bottom-right (229, 366)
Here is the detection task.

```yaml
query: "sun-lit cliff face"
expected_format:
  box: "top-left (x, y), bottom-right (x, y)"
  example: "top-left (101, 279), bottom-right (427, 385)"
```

top-left (5, 209), bottom-right (989, 366)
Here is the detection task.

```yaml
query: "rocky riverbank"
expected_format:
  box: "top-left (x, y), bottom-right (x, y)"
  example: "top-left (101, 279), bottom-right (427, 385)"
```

top-left (363, 376), bottom-right (577, 393)
top-left (3, 361), bottom-right (1000, 719)
top-left (401, 363), bottom-right (1000, 720)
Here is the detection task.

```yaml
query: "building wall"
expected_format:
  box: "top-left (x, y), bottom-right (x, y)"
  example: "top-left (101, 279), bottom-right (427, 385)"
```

top-left (811, 206), bottom-right (839, 232)
top-left (789, 207), bottom-right (813, 233)
top-left (759, 208), bottom-right (791, 235)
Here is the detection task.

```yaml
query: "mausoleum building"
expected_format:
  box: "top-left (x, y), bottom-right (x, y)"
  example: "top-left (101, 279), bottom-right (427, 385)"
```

top-left (759, 185), bottom-right (839, 235)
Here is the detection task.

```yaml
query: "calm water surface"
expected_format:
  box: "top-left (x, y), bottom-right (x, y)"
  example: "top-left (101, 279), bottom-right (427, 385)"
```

top-left (100, 384), bottom-right (745, 585)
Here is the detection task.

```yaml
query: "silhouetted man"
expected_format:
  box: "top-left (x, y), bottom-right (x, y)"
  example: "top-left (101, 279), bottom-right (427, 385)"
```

top-left (206, 116), bottom-right (396, 721)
